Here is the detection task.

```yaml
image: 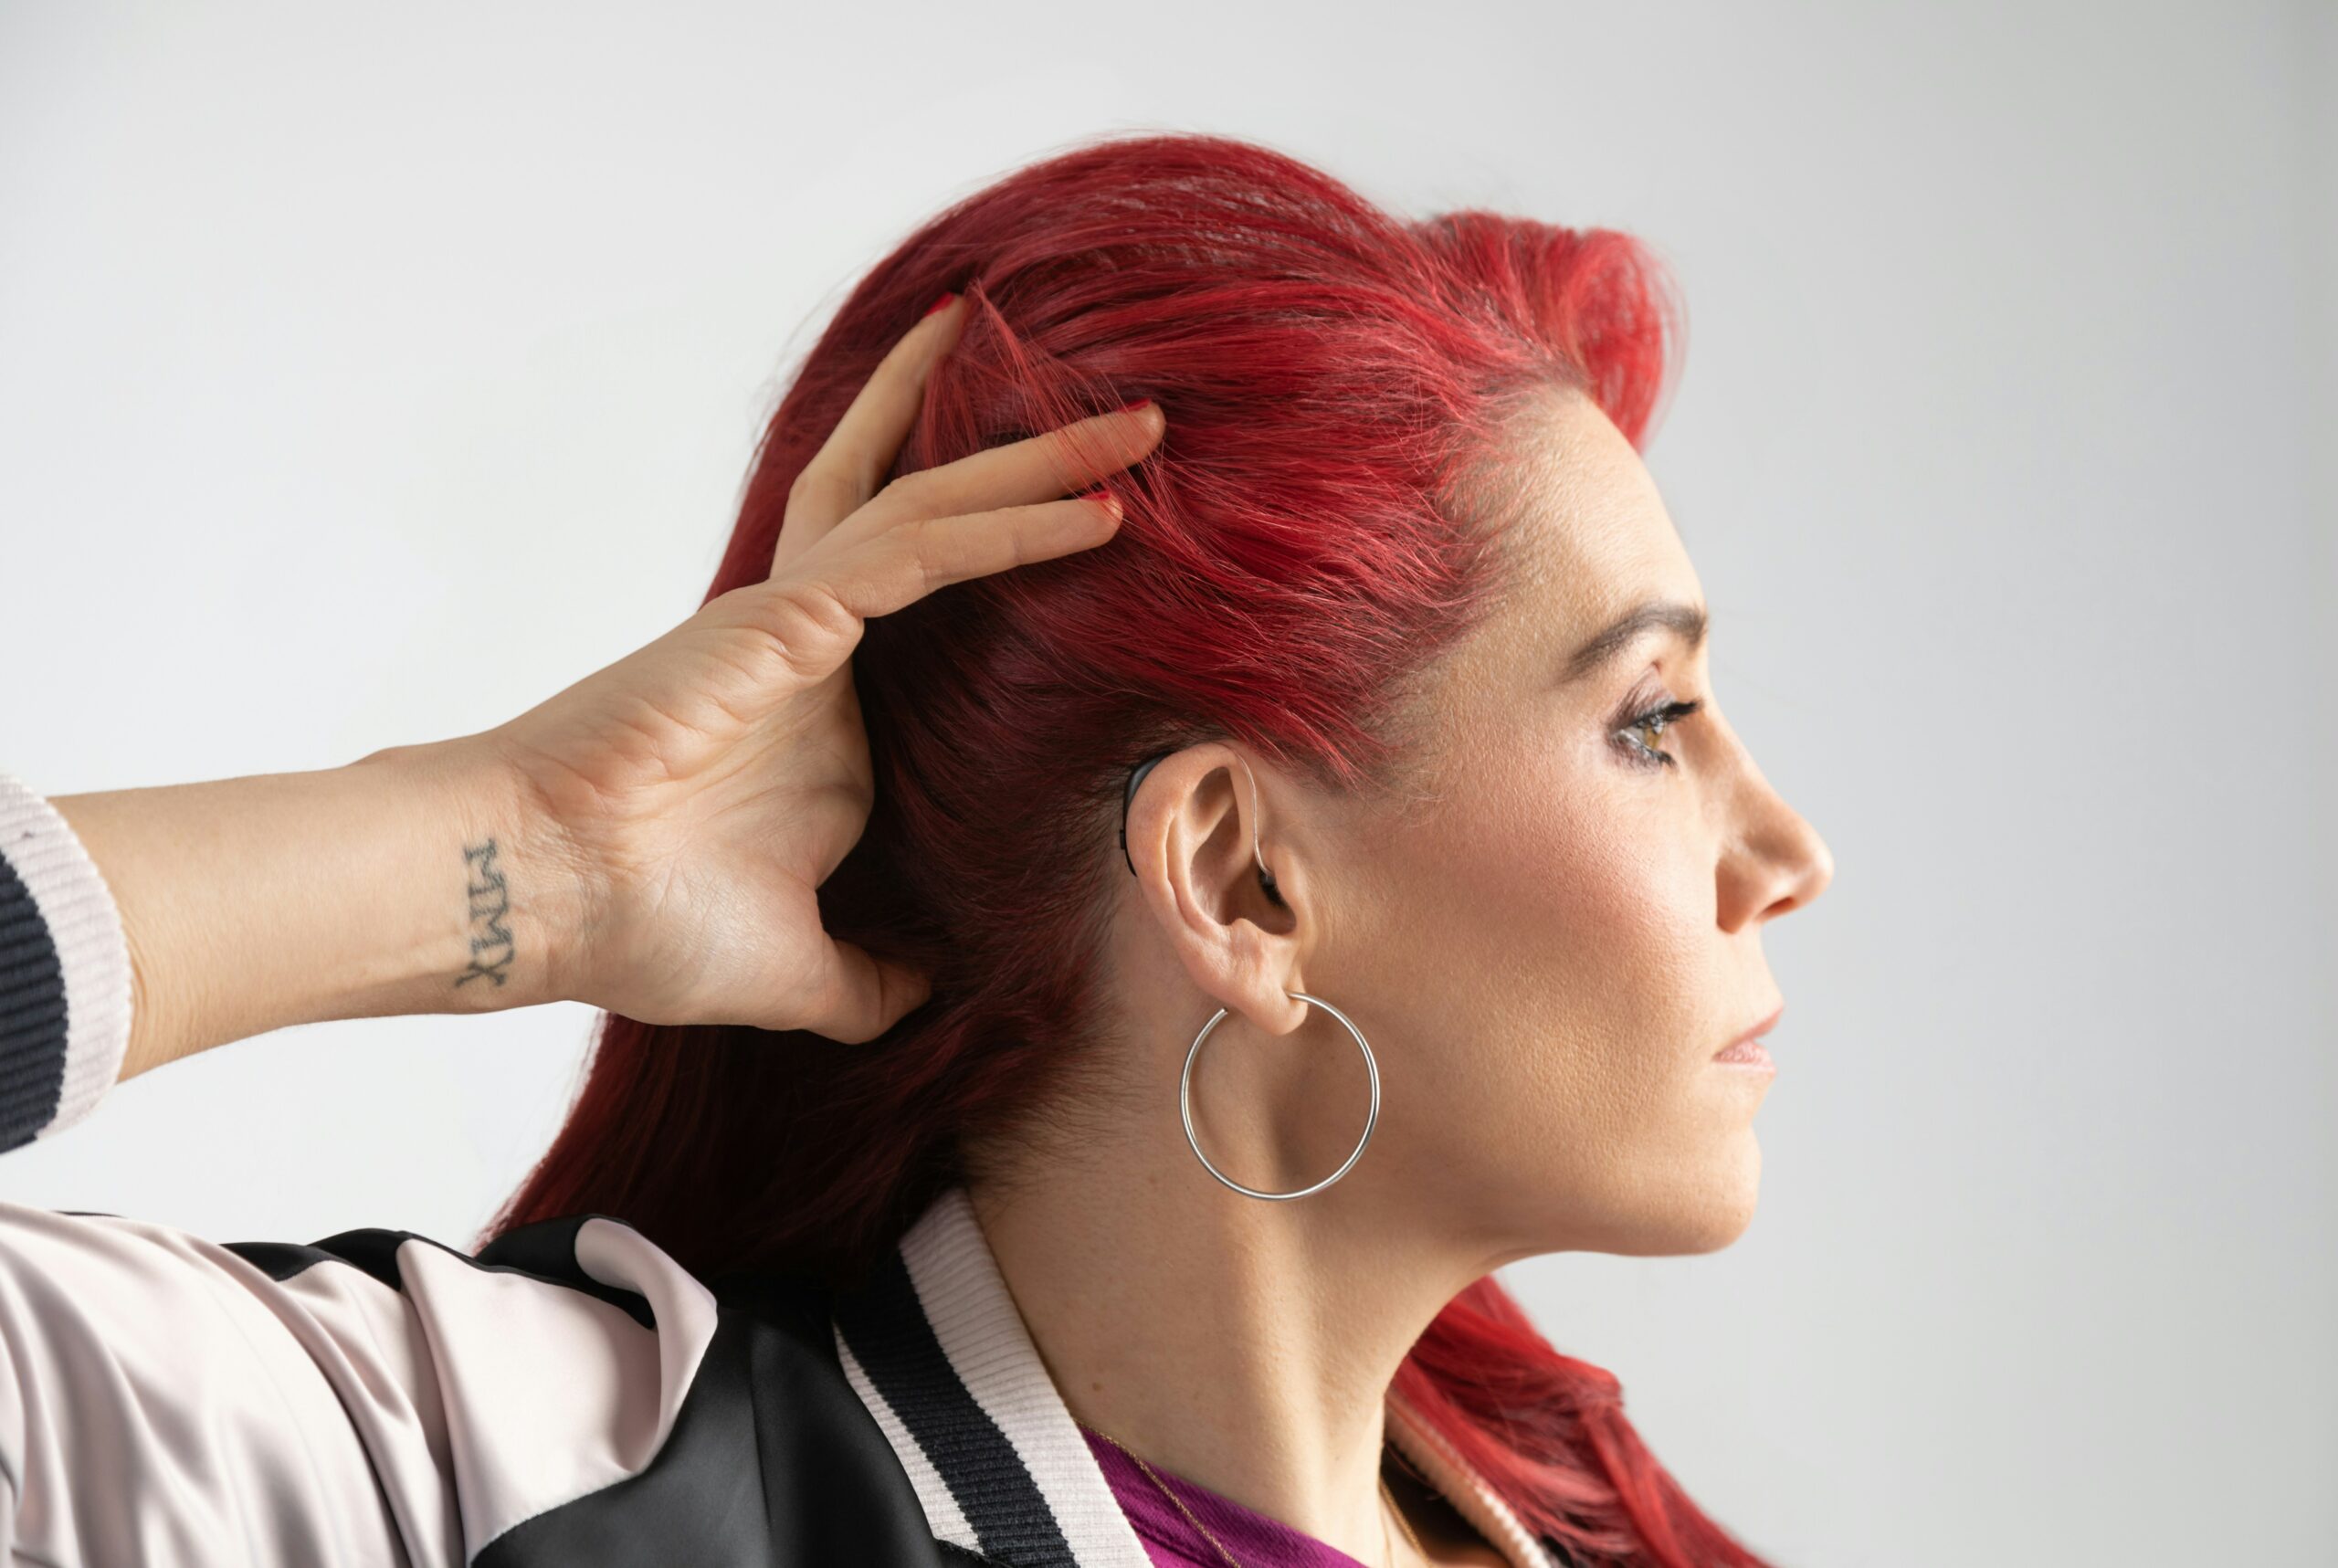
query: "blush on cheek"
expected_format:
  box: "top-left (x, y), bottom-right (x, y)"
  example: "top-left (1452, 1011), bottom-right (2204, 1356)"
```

top-left (1405, 758), bottom-right (1717, 1122)
top-left (1435, 746), bottom-right (1698, 984)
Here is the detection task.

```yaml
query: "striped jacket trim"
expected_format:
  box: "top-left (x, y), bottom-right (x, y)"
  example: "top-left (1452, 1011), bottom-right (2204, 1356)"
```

top-left (835, 1184), bottom-right (1561, 1568)
top-left (0, 772), bottom-right (132, 1151)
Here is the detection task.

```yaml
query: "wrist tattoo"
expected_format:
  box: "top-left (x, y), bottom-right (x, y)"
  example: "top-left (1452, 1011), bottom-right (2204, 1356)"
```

top-left (456, 838), bottom-right (516, 989)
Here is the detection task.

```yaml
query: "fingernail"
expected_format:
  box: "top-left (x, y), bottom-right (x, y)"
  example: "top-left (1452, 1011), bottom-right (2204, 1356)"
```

top-left (1118, 396), bottom-right (1152, 413)
top-left (1078, 484), bottom-right (1122, 518)
top-left (922, 290), bottom-right (960, 320)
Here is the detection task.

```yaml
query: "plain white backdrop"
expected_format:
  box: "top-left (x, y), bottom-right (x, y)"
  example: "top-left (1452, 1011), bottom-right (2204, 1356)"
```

top-left (2, 4), bottom-right (2331, 1563)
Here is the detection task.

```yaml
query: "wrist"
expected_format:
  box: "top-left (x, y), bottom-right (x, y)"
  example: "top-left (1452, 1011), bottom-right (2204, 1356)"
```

top-left (347, 735), bottom-right (594, 1016)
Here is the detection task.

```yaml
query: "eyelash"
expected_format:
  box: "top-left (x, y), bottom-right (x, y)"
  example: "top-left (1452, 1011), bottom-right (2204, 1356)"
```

top-left (1613, 695), bottom-right (1704, 770)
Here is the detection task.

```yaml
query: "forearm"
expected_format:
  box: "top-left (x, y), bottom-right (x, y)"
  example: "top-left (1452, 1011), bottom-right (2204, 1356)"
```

top-left (47, 738), bottom-right (584, 1083)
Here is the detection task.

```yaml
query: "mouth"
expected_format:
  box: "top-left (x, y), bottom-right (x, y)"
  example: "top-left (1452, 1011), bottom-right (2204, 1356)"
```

top-left (1712, 1002), bottom-right (1784, 1068)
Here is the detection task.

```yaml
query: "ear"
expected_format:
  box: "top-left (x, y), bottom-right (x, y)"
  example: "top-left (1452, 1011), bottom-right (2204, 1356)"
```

top-left (1123, 744), bottom-right (1311, 1038)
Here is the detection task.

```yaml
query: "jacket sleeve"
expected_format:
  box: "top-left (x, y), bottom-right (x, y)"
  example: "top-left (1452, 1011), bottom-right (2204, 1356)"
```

top-left (0, 772), bottom-right (133, 1153)
top-left (0, 772), bottom-right (722, 1566)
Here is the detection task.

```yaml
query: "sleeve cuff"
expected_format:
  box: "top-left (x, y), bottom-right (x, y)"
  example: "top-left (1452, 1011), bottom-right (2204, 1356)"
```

top-left (0, 773), bottom-right (133, 1148)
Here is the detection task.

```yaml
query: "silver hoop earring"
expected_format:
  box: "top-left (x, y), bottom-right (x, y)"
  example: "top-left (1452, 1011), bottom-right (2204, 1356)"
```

top-left (1179, 990), bottom-right (1380, 1201)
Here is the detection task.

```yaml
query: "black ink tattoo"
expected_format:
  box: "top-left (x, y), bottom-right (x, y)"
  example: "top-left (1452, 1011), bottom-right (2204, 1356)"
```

top-left (456, 839), bottom-right (515, 989)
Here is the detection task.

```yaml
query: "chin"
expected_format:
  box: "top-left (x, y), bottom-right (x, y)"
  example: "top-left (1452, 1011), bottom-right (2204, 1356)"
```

top-left (1679, 1194), bottom-right (1763, 1254)
top-left (1590, 1204), bottom-right (1760, 1258)
top-left (1567, 1143), bottom-right (1765, 1258)
top-left (1673, 1141), bottom-right (1765, 1254)
top-left (1481, 1131), bottom-right (1767, 1258)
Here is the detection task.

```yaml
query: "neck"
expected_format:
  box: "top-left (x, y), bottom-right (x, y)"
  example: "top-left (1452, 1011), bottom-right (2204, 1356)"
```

top-left (966, 1138), bottom-right (1490, 1565)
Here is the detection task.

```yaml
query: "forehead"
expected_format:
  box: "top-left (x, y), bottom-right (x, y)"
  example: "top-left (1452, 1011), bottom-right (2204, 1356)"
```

top-left (1495, 387), bottom-right (1699, 627)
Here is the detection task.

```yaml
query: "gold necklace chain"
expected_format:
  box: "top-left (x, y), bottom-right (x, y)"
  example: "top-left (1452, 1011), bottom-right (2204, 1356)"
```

top-left (1078, 1419), bottom-right (1429, 1568)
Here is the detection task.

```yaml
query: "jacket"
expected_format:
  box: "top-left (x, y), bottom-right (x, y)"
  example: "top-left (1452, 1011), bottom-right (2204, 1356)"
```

top-left (0, 772), bottom-right (1567, 1566)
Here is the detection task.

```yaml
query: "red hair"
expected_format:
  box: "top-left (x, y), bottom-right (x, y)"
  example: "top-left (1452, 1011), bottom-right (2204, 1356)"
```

top-left (477, 131), bottom-right (1769, 1568)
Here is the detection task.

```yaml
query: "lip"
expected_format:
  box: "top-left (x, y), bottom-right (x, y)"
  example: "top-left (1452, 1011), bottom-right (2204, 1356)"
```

top-left (1715, 1002), bottom-right (1785, 1059)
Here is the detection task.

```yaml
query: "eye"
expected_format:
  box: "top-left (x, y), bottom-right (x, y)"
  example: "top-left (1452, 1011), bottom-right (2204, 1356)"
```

top-left (1612, 694), bottom-right (1704, 770)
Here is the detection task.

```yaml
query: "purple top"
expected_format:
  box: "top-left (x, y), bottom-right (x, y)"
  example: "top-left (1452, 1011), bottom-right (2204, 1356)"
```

top-left (1079, 1426), bottom-right (1400, 1568)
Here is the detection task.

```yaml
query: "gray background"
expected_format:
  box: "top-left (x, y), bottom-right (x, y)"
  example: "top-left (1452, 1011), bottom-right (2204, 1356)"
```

top-left (2, 4), bottom-right (2330, 1563)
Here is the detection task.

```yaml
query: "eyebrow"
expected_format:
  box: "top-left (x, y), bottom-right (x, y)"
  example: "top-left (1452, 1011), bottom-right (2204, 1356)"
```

top-left (1559, 597), bottom-right (1709, 683)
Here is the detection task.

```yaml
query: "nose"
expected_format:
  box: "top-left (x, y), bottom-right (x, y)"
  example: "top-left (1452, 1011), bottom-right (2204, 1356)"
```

top-left (1763, 811), bottom-right (1833, 921)
top-left (1719, 773), bottom-right (1834, 931)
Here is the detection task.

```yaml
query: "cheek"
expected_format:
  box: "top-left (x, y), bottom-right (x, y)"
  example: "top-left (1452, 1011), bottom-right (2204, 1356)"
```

top-left (1399, 740), bottom-right (1710, 1014)
top-left (1356, 742), bottom-right (1715, 1159)
top-left (1516, 793), bottom-right (1710, 1020)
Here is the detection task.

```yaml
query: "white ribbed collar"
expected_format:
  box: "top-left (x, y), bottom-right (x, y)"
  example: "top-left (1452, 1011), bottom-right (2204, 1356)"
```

top-left (831, 1184), bottom-right (1555, 1567)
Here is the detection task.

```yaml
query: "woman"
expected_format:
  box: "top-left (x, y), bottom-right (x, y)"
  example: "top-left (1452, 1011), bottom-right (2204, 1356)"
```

top-left (0, 132), bottom-right (1830, 1568)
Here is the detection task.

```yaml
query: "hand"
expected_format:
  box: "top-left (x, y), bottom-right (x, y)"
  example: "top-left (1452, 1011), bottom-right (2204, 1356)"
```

top-left (481, 296), bottom-right (1165, 1041)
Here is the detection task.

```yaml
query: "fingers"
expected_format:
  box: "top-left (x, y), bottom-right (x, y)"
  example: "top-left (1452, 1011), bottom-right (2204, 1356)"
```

top-left (788, 492), bottom-right (1127, 634)
top-left (718, 489), bottom-right (1123, 689)
top-left (792, 935), bottom-right (933, 1044)
top-left (849, 400), bottom-right (1165, 538)
top-left (775, 292), bottom-right (969, 574)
